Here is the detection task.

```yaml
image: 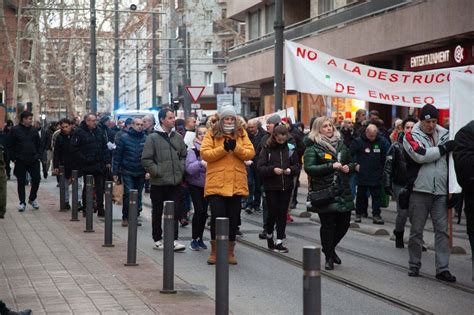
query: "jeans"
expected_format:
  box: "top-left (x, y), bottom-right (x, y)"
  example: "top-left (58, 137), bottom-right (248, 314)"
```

top-left (393, 183), bottom-right (408, 232)
top-left (122, 174), bottom-right (145, 220)
top-left (408, 192), bottom-right (450, 273)
top-left (318, 211), bottom-right (351, 259)
top-left (349, 173), bottom-right (356, 198)
top-left (189, 185), bottom-right (208, 240)
top-left (208, 195), bottom-right (241, 242)
top-left (266, 190), bottom-right (292, 240)
top-left (14, 160), bottom-right (41, 204)
top-left (261, 187), bottom-right (268, 229)
top-left (243, 166), bottom-right (262, 209)
top-left (64, 177), bottom-right (83, 204)
top-left (179, 185), bottom-right (191, 220)
top-left (150, 185), bottom-right (180, 241)
top-left (356, 185), bottom-right (381, 216)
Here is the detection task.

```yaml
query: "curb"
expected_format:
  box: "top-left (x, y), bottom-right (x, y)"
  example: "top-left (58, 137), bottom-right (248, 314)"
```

top-left (290, 209), bottom-right (312, 218)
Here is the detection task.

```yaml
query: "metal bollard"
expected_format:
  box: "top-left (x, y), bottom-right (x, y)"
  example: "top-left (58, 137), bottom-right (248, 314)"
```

top-left (125, 190), bottom-right (139, 266)
top-left (70, 170), bottom-right (79, 221)
top-left (216, 217), bottom-right (229, 315)
top-left (160, 201), bottom-right (176, 294)
top-left (84, 175), bottom-right (94, 233)
top-left (303, 246), bottom-right (321, 315)
top-left (59, 166), bottom-right (66, 211)
top-left (103, 181), bottom-right (114, 247)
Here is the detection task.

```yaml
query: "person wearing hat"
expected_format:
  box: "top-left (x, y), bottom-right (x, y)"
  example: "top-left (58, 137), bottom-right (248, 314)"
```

top-left (200, 105), bottom-right (255, 264)
top-left (403, 104), bottom-right (456, 282)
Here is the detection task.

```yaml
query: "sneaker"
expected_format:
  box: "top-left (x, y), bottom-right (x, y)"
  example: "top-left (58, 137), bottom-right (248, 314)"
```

top-left (180, 218), bottom-right (189, 227)
top-left (436, 270), bottom-right (456, 282)
top-left (354, 214), bottom-right (361, 223)
top-left (236, 229), bottom-right (243, 237)
top-left (122, 219), bottom-right (128, 227)
top-left (408, 267), bottom-right (419, 277)
top-left (174, 241), bottom-right (186, 252)
top-left (189, 239), bottom-right (200, 251)
top-left (286, 213), bottom-right (294, 223)
top-left (245, 207), bottom-right (253, 214)
top-left (267, 237), bottom-right (275, 250)
top-left (153, 240), bottom-right (163, 250)
top-left (274, 243), bottom-right (289, 253)
top-left (18, 203), bottom-right (26, 212)
top-left (28, 200), bottom-right (39, 210)
top-left (197, 238), bottom-right (208, 250)
top-left (372, 216), bottom-right (384, 225)
top-left (258, 231), bottom-right (266, 240)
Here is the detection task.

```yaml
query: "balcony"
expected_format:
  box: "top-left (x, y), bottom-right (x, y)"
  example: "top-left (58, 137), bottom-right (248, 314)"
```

top-left (213, 51), bottom-right (227, 65)
top-left (229, 0), bottom-right (411, 61)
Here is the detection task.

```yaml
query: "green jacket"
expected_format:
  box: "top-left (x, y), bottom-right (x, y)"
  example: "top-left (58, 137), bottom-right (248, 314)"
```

top-left (141, 125), bottom-right (187, 186)
top-left (304, 139), bottom-right (355, 213)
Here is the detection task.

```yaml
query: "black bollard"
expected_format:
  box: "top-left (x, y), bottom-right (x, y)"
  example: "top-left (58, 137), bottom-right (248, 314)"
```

top-left (103, 181), bottom-right (114, 247)
top-left (59, 166), bottom-right (66, 211)
top-left (125, 190), bottom-right (139, 266)
top-left (70, 170), bottom-right (79, 221)
top-left (216, 217), bottom-right (229, 315)
top-left (84, 175), bottom-right (94, 233)
top-left (160, 201), bottom-right (177, 294)
top-left (303, 246), bottom-right (321, 315)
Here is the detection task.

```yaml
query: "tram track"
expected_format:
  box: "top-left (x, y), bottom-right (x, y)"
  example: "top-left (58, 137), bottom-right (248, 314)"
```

top-left (240, 216), bottom-right (474, 295)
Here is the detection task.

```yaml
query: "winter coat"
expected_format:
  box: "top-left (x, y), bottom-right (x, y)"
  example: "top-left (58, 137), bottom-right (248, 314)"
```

top-left (6, 123), bottom-right (42, 164)
top-left (257, 142), bottom-right (301, 191)
top-left (340, 127), bottom-right (355, 148)
top-left (113, 128), bottom-right (147, 177)
top-left (200, 129), bottom-right (255, 197)
top-left (304, 139), bottom-right (355, 213)
top-left (383, 133), bottom-right (408, 187)
top-left (350, 133), bottom-right (390, 186)
top-left (53, 132), bottom-right (76, 178)
top-left (70, 121), bottom-right (110, 175)
top-left (403, 122), bottom-right (449, 195)
top-left (185, 142), bottom-right (206, 188)
top-left (141, 124), bottom-right (187, 186)
top-left (453, 120), bottom-right (474, 189)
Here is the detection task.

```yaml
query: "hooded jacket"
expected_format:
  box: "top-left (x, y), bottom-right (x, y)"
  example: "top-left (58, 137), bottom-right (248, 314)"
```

top-left (185, 142), bottom-right (206, 188)
top-left (403, 122), bottom-right (449, 195)
top-left (141, 124), bottom-right (187, 186)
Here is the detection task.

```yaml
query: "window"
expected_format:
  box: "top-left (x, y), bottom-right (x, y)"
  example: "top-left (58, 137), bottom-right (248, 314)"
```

top-left (205, 10), bottom-right (213, 24)
top-left (248, 9), bottom-right (260, 40)
top-left (205, 72), bottom-right (213, 86)
top-left (221, 8), bottom-right (227, 19)
top-left (205, 42), bottom-right (212, 56)
top-left (318, 0), bottom-right (334, 14)
top-left (222, 72), bottom-right (227, 83)
top-left (265, 3), bottom-right (275, 35)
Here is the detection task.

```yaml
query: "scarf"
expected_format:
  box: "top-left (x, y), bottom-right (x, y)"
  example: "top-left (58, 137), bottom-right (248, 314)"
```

top-left (317, 134), bottom-right (340, 155)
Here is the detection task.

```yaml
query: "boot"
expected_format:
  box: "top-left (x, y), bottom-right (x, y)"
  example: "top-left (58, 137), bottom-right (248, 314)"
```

top-left (393, 230), bottom-right (404, 248)
top-left (228, 241), bottom-right (238, 265)
top-left (207, 240), bottom-right (217, 265)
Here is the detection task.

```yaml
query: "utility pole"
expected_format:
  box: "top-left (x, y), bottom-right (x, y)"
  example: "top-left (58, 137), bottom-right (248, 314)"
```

top-left (168, 38), bottom-right (173, 107)
top-left (182, 30), bottom-right (191, 117)
top-left (136, 40), bottom-right (140, 110)
top-left (12, 1), bottom-right (23, 116)
top-left (274, 0), bottom-right (284, 112)
top-left (113, 0), bottom-right (119, 111)
top-left (152, 12), bottom-right (158, 109)
top-left (90, 0), bottom-right (97, 114)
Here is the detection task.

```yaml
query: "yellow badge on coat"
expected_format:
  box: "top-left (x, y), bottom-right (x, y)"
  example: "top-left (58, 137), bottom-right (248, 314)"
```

top-left (324, 153), bottom-right (332, 160)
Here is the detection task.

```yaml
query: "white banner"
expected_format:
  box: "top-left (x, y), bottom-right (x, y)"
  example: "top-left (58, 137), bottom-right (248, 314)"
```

top-left (449, 72), bottom-right (474, 193)
top-left (256, 107), bottom-right (296, 130)
top-left (285, 40), bottom-right (473, 109)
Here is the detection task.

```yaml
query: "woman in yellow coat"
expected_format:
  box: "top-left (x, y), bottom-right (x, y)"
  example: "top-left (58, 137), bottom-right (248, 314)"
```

top-left (200, 105), bottom-right (255, 264)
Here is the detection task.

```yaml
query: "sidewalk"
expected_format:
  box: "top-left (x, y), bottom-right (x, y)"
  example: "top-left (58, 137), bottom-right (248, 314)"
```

top-left (0, 179), bottom-right (214, 315)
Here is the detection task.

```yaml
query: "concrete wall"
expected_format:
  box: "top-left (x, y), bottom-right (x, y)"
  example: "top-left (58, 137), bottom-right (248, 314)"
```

top-left (228, 0), bottom-right (474, 86)
top-left (228, 0), bottom-right (262, 19)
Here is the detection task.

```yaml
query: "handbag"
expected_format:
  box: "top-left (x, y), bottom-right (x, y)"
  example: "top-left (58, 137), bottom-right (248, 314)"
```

top-left (308, 174), bottom-right (340, 208)
top-left (112, 181), bottom-right (124, 205)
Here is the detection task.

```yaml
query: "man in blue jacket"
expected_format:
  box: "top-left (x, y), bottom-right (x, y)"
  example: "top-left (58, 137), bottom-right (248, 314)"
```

top-left (113, 118), bottom-right (148, 227)
top-left (351, 123), bottom-right (390, 224)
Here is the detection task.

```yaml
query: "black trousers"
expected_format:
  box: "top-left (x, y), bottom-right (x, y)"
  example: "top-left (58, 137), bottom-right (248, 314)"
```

top-left (14, 160), bottom-right (41, 204)
top-left (150, 184), bottom-right (180, 241)
top-left (82, 173), bottom-right (104, 214)
top-left (266, 190), bottom-right (292, 240)
top-left (318, 211), bottom-right (351, 259)
top-left (208, 195), bottom-right (241, 242)
top-left (189, 185), bottom-right (208, 240)
top-left (356, 185), bottom-right (381, 216)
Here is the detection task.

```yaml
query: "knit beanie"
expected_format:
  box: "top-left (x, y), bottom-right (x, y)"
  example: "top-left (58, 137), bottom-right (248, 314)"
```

top-left (266, 114), bottom-right (282, 125)
top-left (218, 104), bottom-right (237, 119)
top-left (419, 104), bottom-right (438, 121)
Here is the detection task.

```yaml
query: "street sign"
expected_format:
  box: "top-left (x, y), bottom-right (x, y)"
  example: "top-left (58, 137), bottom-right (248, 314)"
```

top-left (191, 103), bottom-right (200, 109)
top-left (185, 86), bottom-right (205, 103)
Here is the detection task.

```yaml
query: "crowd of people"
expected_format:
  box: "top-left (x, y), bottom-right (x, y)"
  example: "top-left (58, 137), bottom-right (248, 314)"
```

top-left (0, 103), bottom-right (472, 284)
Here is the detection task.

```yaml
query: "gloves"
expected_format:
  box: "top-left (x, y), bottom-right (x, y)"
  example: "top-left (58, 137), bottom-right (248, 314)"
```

top-left (438, 140), bottom-right (456, 155)
top-left (224, 139), bottom-right (236, 152)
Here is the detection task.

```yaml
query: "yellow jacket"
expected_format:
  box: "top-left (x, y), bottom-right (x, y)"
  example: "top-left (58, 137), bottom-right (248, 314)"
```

top-left (201, 130), bottom-right (255, 197)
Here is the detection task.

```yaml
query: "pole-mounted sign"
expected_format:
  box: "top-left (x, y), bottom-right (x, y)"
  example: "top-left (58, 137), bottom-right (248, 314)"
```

top-left (185, 86), bottom-right (205, 103)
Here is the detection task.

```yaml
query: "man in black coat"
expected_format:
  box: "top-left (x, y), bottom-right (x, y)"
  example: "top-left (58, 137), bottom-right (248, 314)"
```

top-left (6, 111), bottom-right (42, 211)
top-left (453, 120), bottom-right (474, 255)
top-left (71, 113), bottom-right (110, 216)
top-left (351, 124), bottom-right (390, 224)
